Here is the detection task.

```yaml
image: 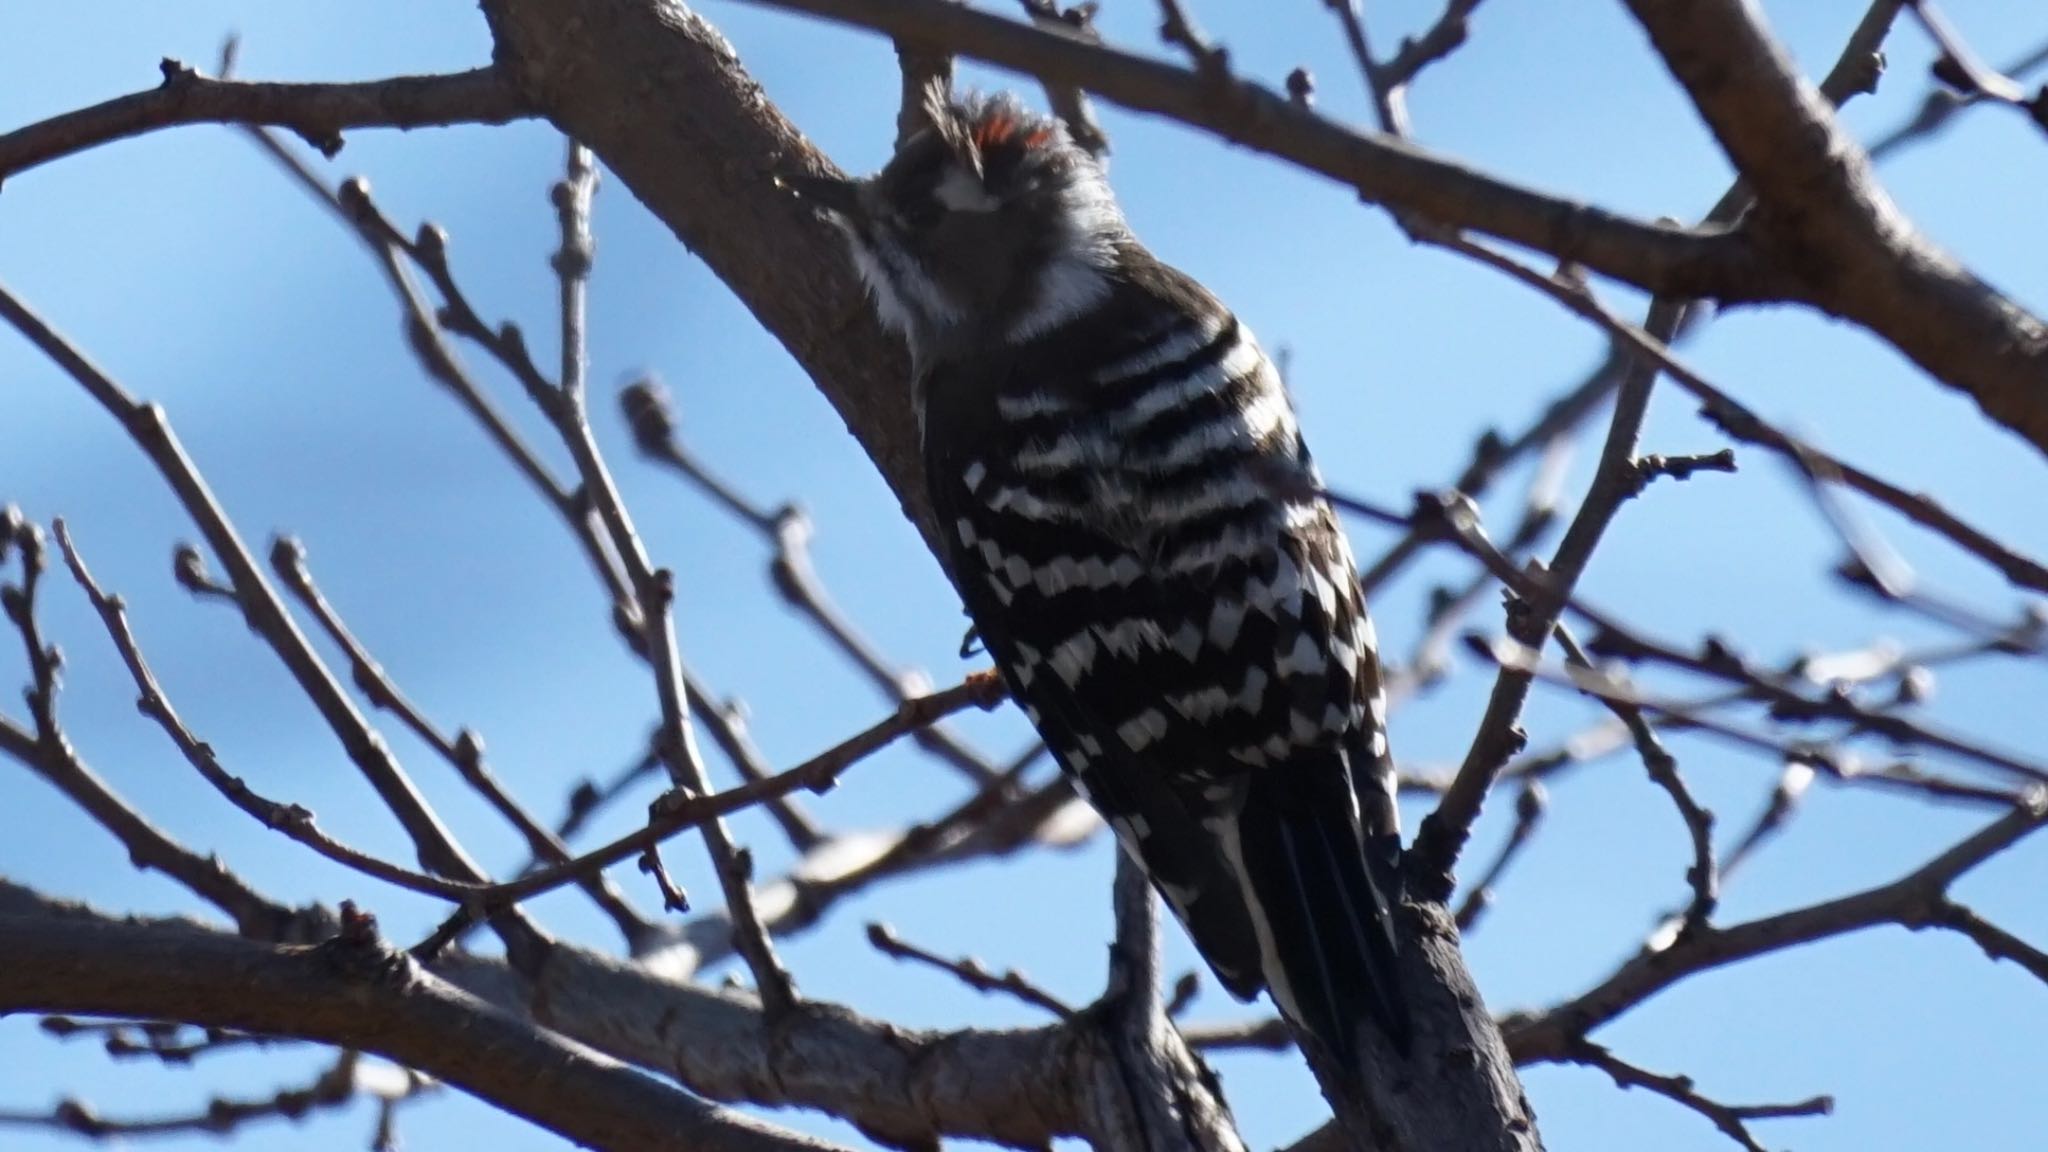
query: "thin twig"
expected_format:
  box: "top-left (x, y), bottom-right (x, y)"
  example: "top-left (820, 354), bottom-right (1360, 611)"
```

top-left (50, 522), bottom-right (485, 903)
top-left (0, 1050), bottom-right (376, 1142)
top-left (39, 1018), bottom-right (287, 1066)
top-left (1906, 1), bottom-right (2046, 124)
top-left (622, 378), bottom-right (1010, 784)
top-left (1508, 792), bottom-right (2048, 1061)
top-left (0, 518), bottom-right (306, 939)
top-left (1453, 781), bottom-right (1547, 932)
top-left (1555, 623), bottom-right (1719, 936)
top-left (1380, 0), bottom-right (1488, 90)
top-left (270, 534), bottom-right (656, 946)
top-left (410, 672), bottom-right (1007, 952)
top-left (1017, 1), bottom-right (1111, 157)
top-left (1564, 1039), bottom-right (1831, 1152)
top-left (867, 922), bottom-right (1077, 1018)
top-left (0, 282), bottom-right (523, 939)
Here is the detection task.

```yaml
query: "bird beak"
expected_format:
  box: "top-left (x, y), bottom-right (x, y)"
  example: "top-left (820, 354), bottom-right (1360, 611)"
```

top-left (778, 172), bottom-right (865, 221)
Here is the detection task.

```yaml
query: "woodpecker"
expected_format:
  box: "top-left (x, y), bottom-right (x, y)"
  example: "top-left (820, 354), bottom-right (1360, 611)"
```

top-left (788, 89), bottom-right (1409, 1068)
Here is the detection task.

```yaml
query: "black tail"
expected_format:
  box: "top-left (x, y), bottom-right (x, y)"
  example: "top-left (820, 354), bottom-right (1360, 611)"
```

top-left (1234, 768), bottom-right (1410, 1071)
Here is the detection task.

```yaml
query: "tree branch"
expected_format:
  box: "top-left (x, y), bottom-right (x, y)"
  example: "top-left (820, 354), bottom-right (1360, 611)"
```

top-left (1624, 0), bottom-right (2048, 458)
top-left (734, 0), bottom-right (1771, 303)
top-left (0, 887), bottom-right (838, 1152)
top-left (1507, 790), bottom-right (2048, 1061)
top-left (0, 62), bottom-right (531, 186)
top-left (0, 282), bottom-right (520, 928)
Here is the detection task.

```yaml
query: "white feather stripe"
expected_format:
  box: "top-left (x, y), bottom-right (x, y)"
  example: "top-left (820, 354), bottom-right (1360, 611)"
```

top-left (1169, 684), bottom-right (1233, 722)
top-left (1096, 617), bottom-right (1168, 658)
top-left (1304, 563), bottom-right (1340, 624)
top-left (1013, 429), bottom-right (1105, 473)
top-left (1103, 337), bottom-right (1266, 431)
top-left (1217, 814), bottom-right (1300, 1027)
top-left (1165, 520), bottom-right (1272, 574)
top-left (1238, 384), bottom-right (1297, 445)
top-left (996, 389), bottom-right (1074, 419)
top-left (1049, 631), bottom-right (1099, 686)
top-left (986, 484), bottom-right (1085, 522)
top-left (1235, 665), bottom-right (1269, 712)
top-left (1354, 613), bottom-right (1380, 656)
top-left (1115, 707), bottom-right (1169, 751)
top-left (1251, 554), bottom-right (1305, 619)
top-left (1276, 631), bottom-right (1324, 677)
top-left (1127, 394), bottom-right (1292, 471)
top-left (1031, 556), bottom-right (1087, 596)
top-left (1208, 596), bottom-right (1249, 649)
top-left (1090, 319), bottom-right (1222, 384)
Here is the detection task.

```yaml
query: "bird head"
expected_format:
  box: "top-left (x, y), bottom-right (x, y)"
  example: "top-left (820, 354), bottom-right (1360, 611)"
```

top-left (786, 89), bottom-right (1126, 367)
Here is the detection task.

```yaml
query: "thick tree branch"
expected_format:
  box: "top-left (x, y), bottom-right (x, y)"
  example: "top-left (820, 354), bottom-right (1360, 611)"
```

top-left (0, 62), bottom-right (531, 186)
top-left (1624, 0), bottom-right (2048, 458)
top-left (0, 886), bottom-right (838, 1152)
top-left (737, 0), bottom-right (1770, 304)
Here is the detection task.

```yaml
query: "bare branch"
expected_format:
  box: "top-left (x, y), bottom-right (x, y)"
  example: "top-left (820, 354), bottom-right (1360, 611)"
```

top-left (1380, 1), bottom-right (1487, 90)
top-left (50, 522), bottom-right (494, 905)
top-left (622, 378), bottom-right (1011, 784)
top-left (1453, 781), bottom-right (1547, 932)
top-left (866, 922), bottom-right (1077, 1018)
top-left (1624, 0), bottom-right (2048, 459)
top-left (1508, 791), bottom-right (2048, 1061)
top-left (0, 890), bottom-right (839, 1152)
top-left (0, 283), bottom-right (519, 923)
top-left (269, 534), bottom-right (656, 946)
top-left (1870, 38), bottom-right (2048, 160)
top-left (0, 1050), bottom-right (434, 1144)
top-left (1017, 2), bottom-right (1111, 157)
top-left (0, 62), bottom-right (531, 186)
top-left (0, 521), bottom-right (306, 940)
top-left (414, 672), bottom-right (1007, 946)
top-left (1906, 0), bottom-right (2048, 126)
top-left (733, 0), bottom-right (1772, 303)
top-left (37, 1017), bottom-right (288, 1066)
top-left (1555, 624), bottom-right (1719, 936)
top-left (1563, 1039), bottom-right (1831, 1152)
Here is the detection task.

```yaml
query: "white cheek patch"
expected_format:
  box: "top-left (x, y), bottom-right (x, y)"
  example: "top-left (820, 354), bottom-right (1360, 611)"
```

top-left (845, 231), bottom-right (958, 359)
top-left (847, 242), bottom-right (916, 338)
top-left (934, 166), bottom-right (1000, 213)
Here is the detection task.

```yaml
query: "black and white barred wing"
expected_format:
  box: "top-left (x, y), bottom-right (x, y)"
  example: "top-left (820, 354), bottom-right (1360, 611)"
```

top-left (932, 450), bottom-right (1271, 998)
top-left (924, 299), bottom-right (1408, 1055)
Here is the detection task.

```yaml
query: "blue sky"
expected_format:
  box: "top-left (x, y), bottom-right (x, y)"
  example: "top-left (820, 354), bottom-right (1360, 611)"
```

top-left (3, 2), bottom-right (2046, 1150)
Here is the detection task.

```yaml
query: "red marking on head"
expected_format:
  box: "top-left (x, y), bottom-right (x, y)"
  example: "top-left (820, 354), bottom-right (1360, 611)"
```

top-left (972, 113), bottom-right (1018, 151)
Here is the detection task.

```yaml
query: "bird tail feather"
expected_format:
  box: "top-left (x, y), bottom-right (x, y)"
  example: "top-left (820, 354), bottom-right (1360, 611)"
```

top-left (1234, 768), bottom-right (1410, 1071)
